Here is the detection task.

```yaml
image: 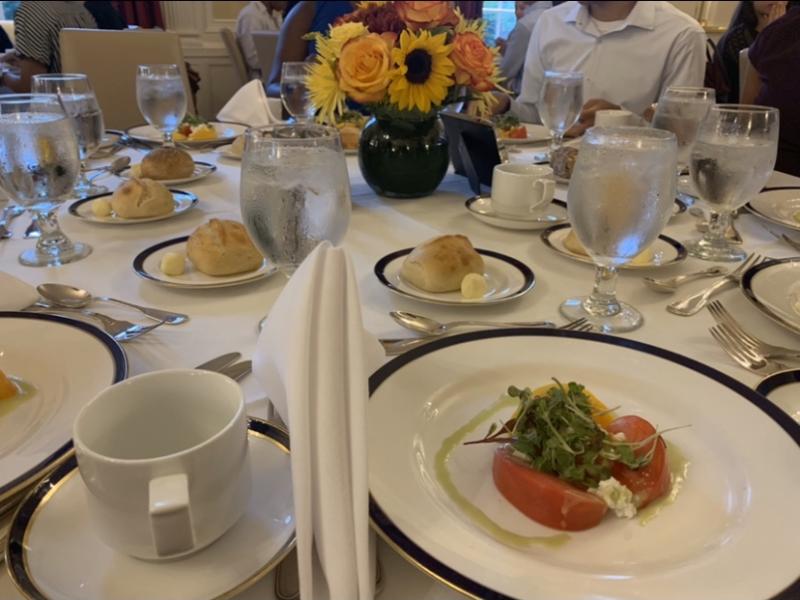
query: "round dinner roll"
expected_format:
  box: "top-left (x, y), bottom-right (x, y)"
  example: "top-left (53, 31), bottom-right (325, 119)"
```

top-left (140, 146), bottom-right (194, 180)
top-left (110, 178), bottom-right (174, 218)
top-left (400, 234), bottom-right (485, 293)
top-left (187, 219), bottom-right (263, 276)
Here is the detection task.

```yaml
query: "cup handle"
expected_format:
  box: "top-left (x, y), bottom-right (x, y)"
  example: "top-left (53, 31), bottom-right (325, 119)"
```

top-left (531, 178), bottom-right (555, 209)
top-left (149, 473), bottom-right (194, 557)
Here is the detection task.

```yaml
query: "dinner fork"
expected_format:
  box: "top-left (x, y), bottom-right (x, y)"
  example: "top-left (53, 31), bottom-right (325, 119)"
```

top-left (709, 324), bottom-right (787, 374)
top-left (667, 253), bottom-right (765, 316)
top-left (25, 304), bottom-right (165, 342)
top-left (707, 300), bottom-right (800, 361)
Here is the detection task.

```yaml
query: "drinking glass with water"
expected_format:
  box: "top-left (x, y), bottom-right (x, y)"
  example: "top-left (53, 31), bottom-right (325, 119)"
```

top-left (32, 73), bottom-right (107, 197)
top-left (280, 62), bottom-right (316, 123)
top-left (136, 64), bottom-right (187, 146)
top-left (538, 70), bottom-right (583, 158)
top-left (240, 124), bottom-right (351, 275)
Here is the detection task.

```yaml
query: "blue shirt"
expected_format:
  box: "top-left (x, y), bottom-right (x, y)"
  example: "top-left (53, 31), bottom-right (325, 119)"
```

top-left (307, 1), bottom-right (354, 57)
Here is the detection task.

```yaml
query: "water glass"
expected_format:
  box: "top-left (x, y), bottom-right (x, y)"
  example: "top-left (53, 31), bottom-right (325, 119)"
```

top-left (686, 104), bottom-right (779, 261)
top-left (0, 94), bottom-right (91, 266)
top-left (136, 64), bottom-right (187, 146)
top-left (538, 70), bottom-right (583, 157)
top-left (240, 124), bottom-right (351, 275)
top-left (31, 73), bottom-right (107, 197)
top-left (280, 62), bottom-right (315, 123)
top-left (560, 127), bottom-right (677, 333)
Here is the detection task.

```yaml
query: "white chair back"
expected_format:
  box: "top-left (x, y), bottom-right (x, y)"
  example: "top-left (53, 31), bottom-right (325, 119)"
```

top-left (252, 31), bottom-right (279, 82)
top-left (738, 47), bottom-right (751, 103)
top-left (220, 27), bottom-right (250, 87)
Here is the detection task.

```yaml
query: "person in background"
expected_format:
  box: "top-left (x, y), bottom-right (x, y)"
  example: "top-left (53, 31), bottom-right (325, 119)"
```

top-left (490, 1), bottom-right (705, 135)
top-left (497, 1), bottom-right (552, 94)
top-left (714, 1), bottom-right (787, 103)
top-left (0, 1), bottom-right (96, 92)
top-left (743, 3), bottom-right (800, 176)
top-left (236, 1), bottom-right (286, 78)
top-left (84, 0), bottom-right (126, 30)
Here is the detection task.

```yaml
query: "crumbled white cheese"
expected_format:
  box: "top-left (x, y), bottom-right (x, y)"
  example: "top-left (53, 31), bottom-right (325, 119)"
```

top-left (590, 477), bottom-right (637, 518)
top-left (612, 432), bottom-right (626, 442)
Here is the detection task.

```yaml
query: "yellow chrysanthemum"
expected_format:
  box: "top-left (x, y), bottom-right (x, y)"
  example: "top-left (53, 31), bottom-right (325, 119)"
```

top-left (388, 30), bottom-right (455, 114)
top-left (453, 7), bottom-right (486, 36)
top-left (307, 59), bottom-right (346, 123)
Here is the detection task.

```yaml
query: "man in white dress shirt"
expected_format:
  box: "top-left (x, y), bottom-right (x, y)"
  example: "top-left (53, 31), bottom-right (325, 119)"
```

top-left (235, 1), bottom-right (286, 77)
top-left (494, 1), bottom-right (706, 134)
top-left (498, 1), bottom-right (553, 94)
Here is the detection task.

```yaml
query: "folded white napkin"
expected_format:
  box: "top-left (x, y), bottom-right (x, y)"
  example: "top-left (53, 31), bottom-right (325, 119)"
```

top-left (217, 79), bottom-right (283, 127)
top-left (253, 242), bottom-right (382, 600)
top-left (0, 271), bottom-right (38, 310)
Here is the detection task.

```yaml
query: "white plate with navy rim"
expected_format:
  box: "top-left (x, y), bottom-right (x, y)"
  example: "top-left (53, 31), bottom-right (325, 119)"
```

top-left (741, 257), bottom-right (800, 336)
top-left (125, 122), bottom-right (248, 147)
top-left (6, 418), bottom-right (295, 600)
top-left (119, 161), bottom-right (217, 186)
top-left (0, 313), bottom-right (126, 506)
top-left (374, 248), bottom-right (535, 306)
top-left (745, 187), bottom-right (800, 232)
top-left (67, 189), bottom-right (198, 224)
top-left (756, 369), bottom-right (800, 424)
top-left (367, 329), bottom-right (800, 600)
top-left (133, 236), bottom-right (276, 290)
top-left (466, 197), bottom-right (568, 231)
top-left (541, 224), bottom-right (687, 270)
top-left (497, 123), bottom-right (551, 145)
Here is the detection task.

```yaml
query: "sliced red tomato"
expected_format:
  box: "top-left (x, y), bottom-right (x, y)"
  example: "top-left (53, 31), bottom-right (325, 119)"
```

top-left (506, 125), bottom-right (527, 139)
top-left (492, 448), bottom-right (608, 531)
top-left (606, 415), bottom-right (671, 508)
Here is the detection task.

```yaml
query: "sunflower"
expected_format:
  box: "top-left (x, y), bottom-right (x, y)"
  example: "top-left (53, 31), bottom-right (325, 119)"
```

top-left (388, 30), bottom-right (455, 114)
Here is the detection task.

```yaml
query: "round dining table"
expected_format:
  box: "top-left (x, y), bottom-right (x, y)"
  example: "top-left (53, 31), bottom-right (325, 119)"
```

top-left (0, 140), bottom-right (798, 600)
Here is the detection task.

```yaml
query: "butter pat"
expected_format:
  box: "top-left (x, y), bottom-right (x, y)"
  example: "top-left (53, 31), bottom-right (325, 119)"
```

top-left (91, 198), bottom-right (113, 217)
top-left (160, 252), bottom-right (186, 276)
top-left (461, 273), bottom-right (488, 299)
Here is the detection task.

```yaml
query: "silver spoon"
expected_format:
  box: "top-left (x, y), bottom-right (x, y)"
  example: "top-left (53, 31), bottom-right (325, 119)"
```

top-left (643, 266), bottom-right (728, 293)
top-left (37, 283), bottom-right (189, 325)
top-left (86, 156), bottom-right (131, 182)
top-left (390, 311), bottom-right (555, 336)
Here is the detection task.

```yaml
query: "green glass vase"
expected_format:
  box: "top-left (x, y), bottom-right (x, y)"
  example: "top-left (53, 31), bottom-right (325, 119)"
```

top-left (358, 114), bottom-right (449, 199)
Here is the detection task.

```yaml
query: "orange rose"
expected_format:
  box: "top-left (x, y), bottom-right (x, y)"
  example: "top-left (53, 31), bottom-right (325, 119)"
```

top-left (451, 32), bottom-right (495, 92)
top-left (395, 1), bottom-right (458, 31)
top-left (338, 33), bottom-right (391, 104)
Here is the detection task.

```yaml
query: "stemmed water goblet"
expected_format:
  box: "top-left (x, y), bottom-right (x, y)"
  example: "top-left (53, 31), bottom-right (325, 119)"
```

top-left (136, 64), bottom-right (187, 147)
top-left (0, 94), bottom-right (91, 266)
top-left (538, 70), bottom-right (583, 159)
top-left (31, 73), bottom-right (107, 198)
top-left (280, 62), bottom-right (316, 123)
top-left (685, 104), bottom-right (779, 262)
top-left (560, 127), bottom-right (677, 333)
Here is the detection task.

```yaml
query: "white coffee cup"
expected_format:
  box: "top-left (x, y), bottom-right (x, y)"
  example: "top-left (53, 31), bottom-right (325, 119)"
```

top-left (491, 163), bottom-right (555, 217)
top-left (594, 109), bottom-right (635, 127)
top-left (73, 369), bottom-right (251, 560)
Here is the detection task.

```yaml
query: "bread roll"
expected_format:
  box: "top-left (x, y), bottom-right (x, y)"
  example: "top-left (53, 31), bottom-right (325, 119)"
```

top-left (187, 219), bottom-right (263, 276)
top-left (338, 124), bottom-right (360, 150)
top-left (110, 178), bottom-right (174, 218)
top-left (140, 147), bottom-right (194, 180)
top-left (400, 235), bottom-right (484, 293)
top-left (551, 146), bottom-right (578, 180)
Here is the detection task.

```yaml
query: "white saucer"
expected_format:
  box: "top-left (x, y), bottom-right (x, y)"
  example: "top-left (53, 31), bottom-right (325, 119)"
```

top-left (133, 236), bottom-right (276, 289)
top-left (120, 161), bottom-right (217, 186)
top-left (68, 190), bottom-right (198, 224)
top-left (6, 419), bottom-right (295, 600)
top-left (374, 247), bottom-right (535, 306)
top-left (466, 196), bottom-right (568, 230)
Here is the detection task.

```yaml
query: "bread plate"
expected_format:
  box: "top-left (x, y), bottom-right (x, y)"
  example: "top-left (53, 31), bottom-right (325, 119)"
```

top-left (133, 236), bottom-right (276, 289)
top-left (119, 161), bottom-right (217, 186)
top-left (68, 190), bottom-right (197, 225)
top-left (374, 248), bottom-right (535, 306)
top-left (125, 122), bottom-right (247, 147)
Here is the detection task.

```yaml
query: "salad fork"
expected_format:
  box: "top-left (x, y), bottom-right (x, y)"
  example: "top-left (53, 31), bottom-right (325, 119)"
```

top-left (709, 324), bottom-right (787, 374)
top-left (25, 304), bottom-right (165, 342)
top-left (707, 301), bottom-right (800, 361)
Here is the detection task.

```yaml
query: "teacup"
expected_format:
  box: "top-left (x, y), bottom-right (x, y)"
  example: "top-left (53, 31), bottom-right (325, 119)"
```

top-left (594, 109), bottom-right (635, 127)
top-left (73, 369), bottom-right (251, 560)
top-left (491, 163), bottom-right (555, 218)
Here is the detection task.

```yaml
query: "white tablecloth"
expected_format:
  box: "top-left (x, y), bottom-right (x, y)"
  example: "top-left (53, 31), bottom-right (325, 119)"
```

top-left (1, 145), bottom-right (798, 600)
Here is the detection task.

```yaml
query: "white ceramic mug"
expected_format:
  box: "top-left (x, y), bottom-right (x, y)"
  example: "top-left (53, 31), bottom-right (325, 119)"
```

top-left (491, 163), bottom-right (555, 217)
top-left (73, 369), bottom-right (251, 560)
top-left (594, 109), bottom-right (635, 127)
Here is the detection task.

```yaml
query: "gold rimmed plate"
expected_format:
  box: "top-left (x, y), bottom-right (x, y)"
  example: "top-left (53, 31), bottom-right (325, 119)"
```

top-left (68, 189), bottom-right (197, 225)
top-left (6, 418), bottom-right (295, 600)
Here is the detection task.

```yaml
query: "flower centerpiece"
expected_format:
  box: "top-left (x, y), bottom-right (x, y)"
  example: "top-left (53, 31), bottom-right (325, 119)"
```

top-left (306, 1), bottom-right (505, 198)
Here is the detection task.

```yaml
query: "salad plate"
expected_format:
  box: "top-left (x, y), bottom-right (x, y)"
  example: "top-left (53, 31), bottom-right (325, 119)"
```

top-left (465, 197), bottom-right (568, 231)
top-left (119, 161), bottom-right (217, 186)
top-left (541, 224), bottom-right (687, 270)
top-left (741, 257), bottom-right (800, 335)
top-left (745, 187), bottom-right (800, 232)
top-left (6, 419), bottom-right (295, 600)
top-left (68, 190), bottom-right (197, 224)
top-left (133, 236), bottom-right (276, 290)
top-left (0, 313), bottom-right (126, 505)
top-left (498, 123), bottom-right (551, 145)
top-left (368, 329), bottom-right (800, 600)
top-left (125, 122), bottom-right (247, 147)
top-left (374, 248), bottom-right (535, 306)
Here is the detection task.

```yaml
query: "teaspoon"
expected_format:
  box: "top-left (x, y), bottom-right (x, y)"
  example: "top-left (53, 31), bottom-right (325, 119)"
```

top-left (643, 267), bottom-right (728, 293)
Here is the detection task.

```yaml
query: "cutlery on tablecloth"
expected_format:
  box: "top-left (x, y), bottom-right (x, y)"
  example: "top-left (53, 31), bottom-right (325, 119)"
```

top-left (666, 253), bottom-right (765, 316)
top-left (709, 323), bottom-right (788, 374)
top-left (707, 301), bottom-right (800, 362)
top-left (390, 310), bottom-right (556, 336)
top-left (24, 303), bottom-right (165, 342)
top-left (195, 352), bottom-right (241, 372)
top-left (643, 266), bottom-right (727, 293)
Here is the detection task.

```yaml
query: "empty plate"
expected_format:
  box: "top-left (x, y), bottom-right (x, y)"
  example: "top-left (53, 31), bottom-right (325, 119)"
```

top-left (745, 187), bottom-right (800, 232)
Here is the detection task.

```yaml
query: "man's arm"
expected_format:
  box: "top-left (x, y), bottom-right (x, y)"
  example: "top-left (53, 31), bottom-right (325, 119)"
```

top-left (8, 3), bottom-right (54, 92)
top-left (507, 16), bottom-right (547, 122)
top-left (1, 55), bottom-right (47, 92)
